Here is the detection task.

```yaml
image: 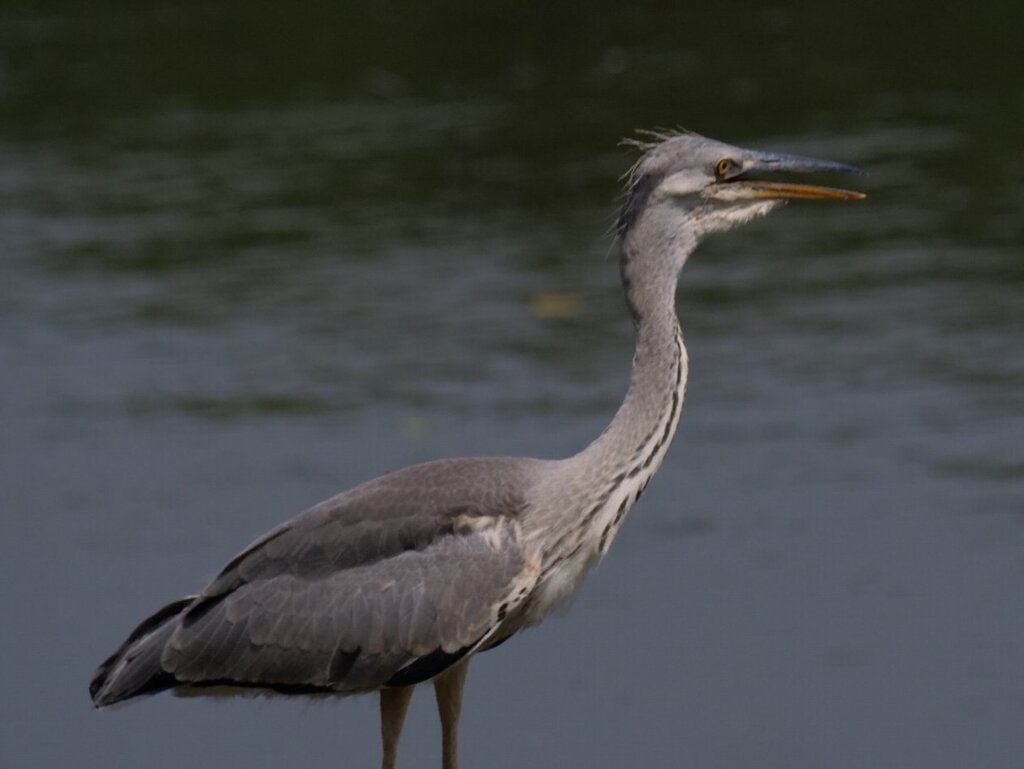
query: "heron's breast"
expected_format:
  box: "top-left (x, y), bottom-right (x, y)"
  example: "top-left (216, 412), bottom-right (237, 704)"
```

top-left (519, 493), bottom-right (639, 624)
top-left (518, 545), bottom-right (601, 626)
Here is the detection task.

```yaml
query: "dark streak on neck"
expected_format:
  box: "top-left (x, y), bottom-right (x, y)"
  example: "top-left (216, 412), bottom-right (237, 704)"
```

top-left (616, 171), bottom-right (662, 238)
top-left (616, 171), bottom-right (663, 325)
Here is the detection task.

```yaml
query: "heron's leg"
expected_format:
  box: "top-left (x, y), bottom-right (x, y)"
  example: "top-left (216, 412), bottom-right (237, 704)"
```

top-left (433, 657), bottom-right (471, 769)
top-left (380, 685), bottom-right (414, 769)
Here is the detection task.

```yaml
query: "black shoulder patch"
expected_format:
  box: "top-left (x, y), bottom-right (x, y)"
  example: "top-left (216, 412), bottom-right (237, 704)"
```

top-left (384, 644), bottom-right (474, 688)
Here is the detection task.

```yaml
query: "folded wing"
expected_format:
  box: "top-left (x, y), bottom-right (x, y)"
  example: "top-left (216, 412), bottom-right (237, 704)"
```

top-left (91, 458), bottom-right (541, 704)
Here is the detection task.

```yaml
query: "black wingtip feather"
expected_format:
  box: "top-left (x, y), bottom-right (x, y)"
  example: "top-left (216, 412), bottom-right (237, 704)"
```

top-left (90, 596), bottom-right (194, 706)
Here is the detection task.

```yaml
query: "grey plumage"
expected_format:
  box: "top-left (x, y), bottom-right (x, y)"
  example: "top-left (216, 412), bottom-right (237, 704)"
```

top-left (92, 458), bottom-right (539, 702)
top-left (90, 132), bottom-right (864, 769)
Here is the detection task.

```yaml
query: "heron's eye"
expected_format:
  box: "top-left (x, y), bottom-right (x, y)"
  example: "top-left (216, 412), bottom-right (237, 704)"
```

top-left (715, 158), bottom-right (734, 178)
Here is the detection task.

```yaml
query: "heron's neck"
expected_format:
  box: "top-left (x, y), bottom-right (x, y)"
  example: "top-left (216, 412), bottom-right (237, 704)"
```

top-left (528, 258), bottom-right (686, 569)
top-left (579, 277), bottom-right (687, 473)
top-left (526, 241), bottom-right (689, 573)
top-left (555, 244), bottom-right (689, 513)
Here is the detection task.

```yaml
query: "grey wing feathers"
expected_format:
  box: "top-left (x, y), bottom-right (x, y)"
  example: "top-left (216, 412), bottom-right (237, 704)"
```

top-left (90, 458), bottom-right (542, 705)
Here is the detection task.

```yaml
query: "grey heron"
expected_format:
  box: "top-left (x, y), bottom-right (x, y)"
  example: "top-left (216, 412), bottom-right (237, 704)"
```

top-left (90, 131), bottom-right (864, 769)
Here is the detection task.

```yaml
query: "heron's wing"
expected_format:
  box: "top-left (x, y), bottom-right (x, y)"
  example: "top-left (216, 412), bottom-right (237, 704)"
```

top-left (161, 458), bottom-right (541, 693)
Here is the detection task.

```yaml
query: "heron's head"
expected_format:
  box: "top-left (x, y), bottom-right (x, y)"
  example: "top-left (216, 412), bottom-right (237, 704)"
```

top-left (617, 132), bottom-right (864, 276)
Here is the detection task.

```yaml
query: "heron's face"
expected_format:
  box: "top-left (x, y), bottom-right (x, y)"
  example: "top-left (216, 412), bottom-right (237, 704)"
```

top-left (619, 133), bottom-right (864, 243)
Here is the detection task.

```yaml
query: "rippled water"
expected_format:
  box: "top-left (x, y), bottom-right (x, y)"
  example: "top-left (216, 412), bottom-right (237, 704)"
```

top-left (2, 3), bottom-right (1022, 768)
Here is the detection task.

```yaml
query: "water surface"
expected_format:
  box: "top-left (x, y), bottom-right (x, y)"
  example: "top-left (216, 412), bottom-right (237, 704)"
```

top-left (2, 3), bottom-right (1022, 768)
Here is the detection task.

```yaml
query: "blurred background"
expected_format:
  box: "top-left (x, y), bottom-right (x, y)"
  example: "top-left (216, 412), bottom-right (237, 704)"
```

top-left (2, 2), bottom-right (1022, 768)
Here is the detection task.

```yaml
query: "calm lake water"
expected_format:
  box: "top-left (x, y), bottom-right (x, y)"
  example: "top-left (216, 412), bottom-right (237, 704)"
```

top-left (2, 3), bottom-right (1022, 768)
